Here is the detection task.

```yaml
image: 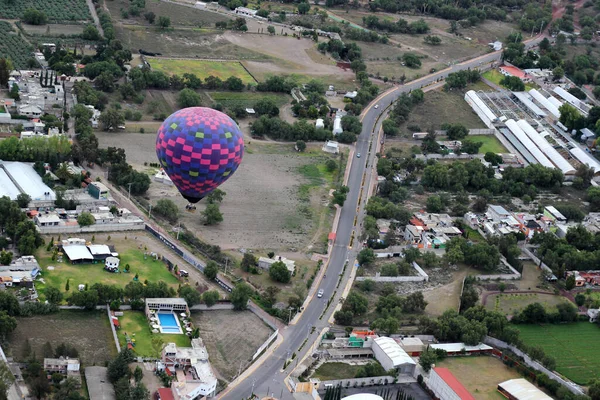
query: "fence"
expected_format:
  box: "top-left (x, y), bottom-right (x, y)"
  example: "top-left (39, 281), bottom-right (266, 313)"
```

top-left (107, 306), bottom-right (121, 353)
top-left (521, 247), bottom-right (553, 275)
top-left (317, 376), bottom-right (396, 390)
top-left (38, 221), bottom-right (145, 234)
top-left (484, 336), bottom-right (585, 395)
top-left (252, 329), bottom-right (279, 361)
top-left (355, 262), bottom-right (429, 282)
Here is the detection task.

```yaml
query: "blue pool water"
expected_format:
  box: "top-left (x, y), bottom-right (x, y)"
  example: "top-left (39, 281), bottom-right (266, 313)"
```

top-left (162, 327), bottom-right (181, 333)
top-left (158, 313), bottom-right (178, 327)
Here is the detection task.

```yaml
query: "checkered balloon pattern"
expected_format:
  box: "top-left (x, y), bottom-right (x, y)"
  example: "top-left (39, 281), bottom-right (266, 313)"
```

top-left (156, 107), bottom-right (244, 203)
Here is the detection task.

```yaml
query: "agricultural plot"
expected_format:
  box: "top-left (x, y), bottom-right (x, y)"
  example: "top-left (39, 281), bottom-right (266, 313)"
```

top-left (191, 310), bottom-right (273, 382)
top-left (436, 356), bottom-right (521, 400)
top-left (207, 92), bottom-right (290, 109)
top-left (7, 311), bottom-right (116, 365)
top-left (35, 236), bottom-right (180, 299)
top-left (147, 58), bottom-right (256, 84)
top-left (106, 0), bottom-right (230, 26)
top-left (485, 293), bottom-right (571, 315)
top-left (21, 23), bottom-right (84, 36)
top-left (462, 135), bottom-right (507, 154)
top-left (0, 22), bottom-right (36, 69)
top-left (0, 0), bottom-right (91, 22)
top-left (516, 323), bottom-right (600, 385)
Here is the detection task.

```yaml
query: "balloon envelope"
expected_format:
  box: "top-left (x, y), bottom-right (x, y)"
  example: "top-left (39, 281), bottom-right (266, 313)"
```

top-left (156, 107), bottom-right (244, 203)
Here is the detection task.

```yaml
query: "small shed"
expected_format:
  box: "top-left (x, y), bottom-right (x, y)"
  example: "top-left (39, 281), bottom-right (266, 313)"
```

top-left (316, 118), bottom-right (324, 129)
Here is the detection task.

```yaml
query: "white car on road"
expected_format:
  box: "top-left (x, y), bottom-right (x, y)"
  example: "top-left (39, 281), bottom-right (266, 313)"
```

top-left (317, 289), bottom-right (324, 298)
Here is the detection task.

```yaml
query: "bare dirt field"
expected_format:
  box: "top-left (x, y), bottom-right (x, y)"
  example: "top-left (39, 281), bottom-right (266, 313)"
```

top-left (191, 310), bottom-right (273, 382)
top-left (7, 311), bottom-right (116, 365)
top-left (21, 23), bottom-right (84, 35)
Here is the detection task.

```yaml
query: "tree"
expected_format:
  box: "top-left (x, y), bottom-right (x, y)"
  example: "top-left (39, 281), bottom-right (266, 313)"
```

top-left (403, 292), bottom-right (427, 313)
top-left (500, 76), bottom-right (525, 91)
top-left (68, 290), bottom-right (99, 310)
top-left (565, 274), bottom-right (575, 290)
top-left (16, 193), bottom-right (31, 208)
top-left (153, 199), bottom-right (179, 223)
top-left (77, 212), bottom-right (95, 227)
top-left (343, 291), bottom-right (368, 315)
top-left (225, 76), bottom-right (244, 91)
top-left (0, 58), bottom-right (10, 88)
top-left (179, 285), bottom-right (201, 306)
top-left (325, 159), bottom-right (337, 172)
top-left (588, 187), bottom-right (600, 211)
top-left (419, 348), bottom-right (438, 372)
top-left (589, 380), bottom-right (600, 400)
top-left (559, 103), bottom-right (584, 131)
top-left (296, 140), bottom-right (306, 152)
top-left (144, 11), bottom-right (156, 23)
top-left (203, 203), bottom-right (223, 225)
top-left (403, 53), bottom-right (421, 69)
top-left (82, 25), bottom-right (101, 40)
top-left (230, 282), bottom-right (253, 310)
top-left (0, 251), bottom-right (12, 266)
top-left (23, 8), bottom-right (48, 25)
top-left (107, 350), bottom-right (134, 383)
top-left (445, 124), bottom-right (468, 140)
top-left (99, 108), bottom-right (125, 131)
top-left (357, 248), bottom-right (375, 266)
top-left (334, 310), bottom-right (353, 325)
top-left (267, 25), bottom-right (275, 35)
top-left (177, 88), bottom-right (201, 108)
top-left (0, 311), bottom-right (16, 340)
top-left (241, 253), bottom-right (257, 272)
top-left (426, 195), bottom-right (443, 213)
top-left (424, 35), bottom-right (442, 45)
top-left (203, 261), bottom-right (219, 280)
top-left (45, 286), bottom-right (63, 305)
top-left (158, 16), bottom-right (171, 29)
top-left (206, 189), bottom-right (225, 204)
top-left (202, 290), bottom-right (220, 307)
top-left (298, 1), bottom-right (310, 13)
top-left (269, 261), bottom-right (291, 283)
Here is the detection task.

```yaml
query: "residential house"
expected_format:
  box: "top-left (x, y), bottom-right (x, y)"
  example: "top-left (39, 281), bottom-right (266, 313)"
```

top-left (404, 225), bottom-right (424, 244)
top-left (34, 212), bottom-right (61, 227)
top-left (44, 357), bottom-right (81, 380)
top-left (543, 206), bottom-right (567, 223)
top-left (258, 256), bottom-right (295, 274)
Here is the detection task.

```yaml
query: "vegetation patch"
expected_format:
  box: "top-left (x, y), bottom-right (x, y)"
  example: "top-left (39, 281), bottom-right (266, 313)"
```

top-left (147, 58), bottom-right (256, 84)
top-left (312, 361), bottom-right (390, 381)
top-left (462, 135), bottom-right (507, 154)
top-left (486, 293), bottom-right (571, 315)
top-left (516, 323), bottom-right (600, 385)
top-left (0, 22), bottom-right (36, 69)
top-left (207, 91), bottom-right (290, 108)
top-left (0, 0), bottom-right (91, 22)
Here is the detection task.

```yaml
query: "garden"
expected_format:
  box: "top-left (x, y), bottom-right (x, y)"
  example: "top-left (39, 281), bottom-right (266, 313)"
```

top-left (0, 22), bottom-right (36, 69)
top-left (146, 58), bottom-right (256, 85)
top-left (461, 135), bottom-right (507, 154)
top-left (516, 323), bottom-right (600, 385)
top-left (0, 0), bottom-right (91, 22)
top-left (35, 237), bottom-right (181, 299)
top-left (485, 293), bottom-right (571, 316)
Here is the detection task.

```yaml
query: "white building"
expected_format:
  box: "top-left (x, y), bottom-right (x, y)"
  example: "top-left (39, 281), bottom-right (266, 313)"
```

top-left (34, 213), bottom-right (61, 227)
top-left (234, 6), bottom-right (257, 16)
top-left (316, 118), bottom-right (325, 129)
top-left (19, 104), bottom-right (43, 117)
top-left (371, 337), bottom-right (416, 374)
top-left (428, 367), bottom-right (474, 400)
top-left (498, 379), bottom-right (552, 400)
top-left (322, 140), bottom-right (339, 154)
top-left (333, 116), bottom-right (343, 135)
top-left (258, 256), bottom-right (295, 274)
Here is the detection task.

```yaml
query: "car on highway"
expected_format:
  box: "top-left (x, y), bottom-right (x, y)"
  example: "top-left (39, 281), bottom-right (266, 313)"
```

top-left (357, 153), bottom-right (361, 158)
top-left (317, 289), bottom-right (324, 298)
top-left (374, 104), bottom-right (379, 109)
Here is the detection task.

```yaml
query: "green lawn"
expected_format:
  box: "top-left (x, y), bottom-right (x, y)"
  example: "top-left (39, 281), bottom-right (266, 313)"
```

top-left (463, 135), bottom-right (507, 154)
top-left (147, 58), bottom-right (256, 84)
top-left (116, 311), bottom-right (191, 357)
top-left (486, 293), bottom-right (571, 315)
top-left (312, 362), bottom-right (388, 381)
top-left (516, 323), bottom-right (600, 385)
top-left (207, 91), bottom-right (290, 108)
top-left (482, 70), bottom-right (536, 91)
top-left (36, 240), bottom-right (180, 299)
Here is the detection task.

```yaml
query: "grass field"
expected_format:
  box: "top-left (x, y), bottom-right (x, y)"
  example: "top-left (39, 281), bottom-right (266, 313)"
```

top-left (147, 58), bottom-right (256, 84)
top-left (516, 323), bottom-right (600, 384)
top-left (191, 310), bottom-right (273, 381)
top-left (7, 311), bottom-right (116, 365)
top-left (35, 239), bottom-right (180, 299)
top-left (400, 87), bottom-right (487, 135)
top-left (207, 91), bottom-right (290, 108)
top-left (21, 23), bottom-right (84, 36)
top-left (485, 293), bottom-right (572, 315)
top-left (116, 312), bottom-right (191, 357)
top-left (463, 135), bottom-right (507, 154)
top-left (482, 70), bottom-right (536, 91)
top-left (312, 362), bottom-right (388, 381)
top-left (436, 356), bottom-right (521, 400)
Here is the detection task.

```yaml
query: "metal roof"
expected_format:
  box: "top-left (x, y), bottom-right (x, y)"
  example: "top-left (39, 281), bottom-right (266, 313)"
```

top-left (0, 167), bottom-right (21, 200)
top-left (499, 128), bottom-right (537, 165)
top-left (498, 379), bottom-right (552, 400)
top-left (553, 86), bottom-right (581, 108)
top-left (505, 120), bottom-right (555, 168)
top-left (515, 120), bottom-right (575, 174)
top-left (62, 245), bottom-right (94, 261)
top-left (569, 147), bottom-right (600, 173)
top-left (512, 92), bottom-right (547, 118)
top-left (430, 343), bottom-right (493, 352)
top-left (373, 337), bottom-right (415, 366)
top-left (1, 161), bottom-right (55, 200)
top-left (528, 89), bottom-right (560, 118)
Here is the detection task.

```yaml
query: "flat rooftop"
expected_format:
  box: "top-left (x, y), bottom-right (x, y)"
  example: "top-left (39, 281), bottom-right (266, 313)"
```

top-left (2, 161), bottom-right (55, 200)
top-left (0, 167), bottom-right (21, 200)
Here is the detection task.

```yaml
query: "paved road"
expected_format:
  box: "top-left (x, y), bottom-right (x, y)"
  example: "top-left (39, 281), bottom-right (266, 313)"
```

top-left (219, 37), bottom-right (545, 400)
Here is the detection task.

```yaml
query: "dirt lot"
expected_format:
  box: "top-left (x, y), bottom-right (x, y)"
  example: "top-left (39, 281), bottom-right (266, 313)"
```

top-left (21, 23), bottom-right (84, 35)
top-left (7, 311), bottom-right (116, 365)
top-left (191, 310), bottom-right (273, 382)
top-left (436, 356), bottom-right (521, 400)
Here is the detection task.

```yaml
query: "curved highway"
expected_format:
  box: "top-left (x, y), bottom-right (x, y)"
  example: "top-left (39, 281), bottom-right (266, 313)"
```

top-left (219, 36), bottom-right (543, 400)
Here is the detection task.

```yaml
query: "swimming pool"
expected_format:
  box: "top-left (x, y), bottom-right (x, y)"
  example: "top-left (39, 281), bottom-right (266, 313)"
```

top-left (157, 312), bottom-right (182, 334)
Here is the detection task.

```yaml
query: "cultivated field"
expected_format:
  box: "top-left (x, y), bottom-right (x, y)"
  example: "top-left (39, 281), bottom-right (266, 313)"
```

top-left (7, 311), bottom-right (116, 365)
top-left (35, 235), bottom-right (180, 298)
top-left (0, 0), bottom-right (91, 21)
top-left (116, 312), bottom-right (191, 357)
top-left (516, 323), bottom-right (600, 384)
top-left (191, 310), bottom-right (273, 382)
top-left (436, 356), bottom-right (521, 400)
top-left (207, 91), bottom-right (290, 108)
top-left (485, 293), bottom-right (572, 315)
top-left (20, 23), bottom-right (84, 36)
top-left (147, 58), bottom-right (256, 84)
top-left (0, 22), bottom-right (35, 69)
top-left (399, 85), bottom-right (488, 135)
top-left (463, 135), bottom-right (507, 154)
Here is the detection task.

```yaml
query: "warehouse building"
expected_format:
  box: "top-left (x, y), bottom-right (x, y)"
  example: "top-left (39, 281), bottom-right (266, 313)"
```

top-left (505, 120), bottom-right (555, 169)
top-left (372, 337), bottom-right (416, 374)
top-left (569, 147), bottom-right (600, 174)
top-left (464, 90), bottom-right (497, 129)
top-left (515, 120), bottom-right (575, 174)
top-left (428, 367), bottom-right (475, 400)
top-left (529, 89), bottom-right (560, 119)
top-left (497, 379), bottom-right (552, 400)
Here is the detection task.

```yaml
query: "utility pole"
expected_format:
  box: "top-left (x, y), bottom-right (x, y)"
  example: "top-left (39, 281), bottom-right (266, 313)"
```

top-left (127, 182), bottom-right (133, 200)
top-left (176, 221), bottom-right (181, 240)
top-left (224, 257), bottom-right (229, 275)
top-left (149, 203), bottom-right (152, 219)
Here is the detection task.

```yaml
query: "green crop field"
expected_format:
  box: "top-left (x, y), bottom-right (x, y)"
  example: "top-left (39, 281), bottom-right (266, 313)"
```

top-left (0, 0), bottom-right (91, 22)
top-left (147, 58), bottom-right (256, 85)
top-left (516, 323), bottom-right (600, 385)
top-left (116, 311), bottom-right (190, 357)
top-left (35, 240), bottom-right (180, 299)
top-left (0, 22), bottom-right (36, 69)
top-left (207, 91), bottom-right (290, 108)
top-left (463, 135), bottom-right (507, 154)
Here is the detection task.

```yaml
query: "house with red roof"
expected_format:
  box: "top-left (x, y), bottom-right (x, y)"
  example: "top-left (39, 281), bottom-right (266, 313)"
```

top-left (428, 367), bottom-right (475, 400)
top-left (499, 65), bottom-right (530, 82)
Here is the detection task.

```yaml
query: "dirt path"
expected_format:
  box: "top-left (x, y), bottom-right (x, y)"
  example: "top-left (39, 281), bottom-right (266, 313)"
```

top-left (86, 0), bottom-right (104, 37)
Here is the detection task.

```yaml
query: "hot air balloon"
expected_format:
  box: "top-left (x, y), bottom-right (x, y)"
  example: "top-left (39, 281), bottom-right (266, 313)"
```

top-left (156, 107), bottom-right (244, 204)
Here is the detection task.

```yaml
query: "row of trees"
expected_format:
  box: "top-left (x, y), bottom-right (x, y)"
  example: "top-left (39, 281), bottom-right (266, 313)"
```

top-left (362, 16), bottom-right (429, 34)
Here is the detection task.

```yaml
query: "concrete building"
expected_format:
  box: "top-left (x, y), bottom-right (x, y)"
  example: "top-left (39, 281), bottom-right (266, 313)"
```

top-left (428, 367), bottom-right (474, 400)
top-left (322, 140), bottom-right (340, 154)
top-left (371, 337), bottom-right (416, 374)
top-left (543, 206), bottom-right (567, 223)
top-left (258, 256), bottom-right (295, 274)
top-left (19, 104), bottom-right (43, 117)
top-left (34, 213), bottom-right (61, 227)
top-left (146, 298), bottom-right (189, 314)
top-left (429, 343), bottom-right (493, 356)
top-left (160, 339), bottom-right (217, 398)
top-left (234, 6), bottom-right (257, 16)
top-left (497, 379), bottom-right (552, 400)
top-left (397, 337), bottom-right (424, 356)
top-left (88, 182), bottom-right (110, 200)
top-left (43, 357), bottom-right (80, 376)
top-left (342, 395), bottom-right (384, 400)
